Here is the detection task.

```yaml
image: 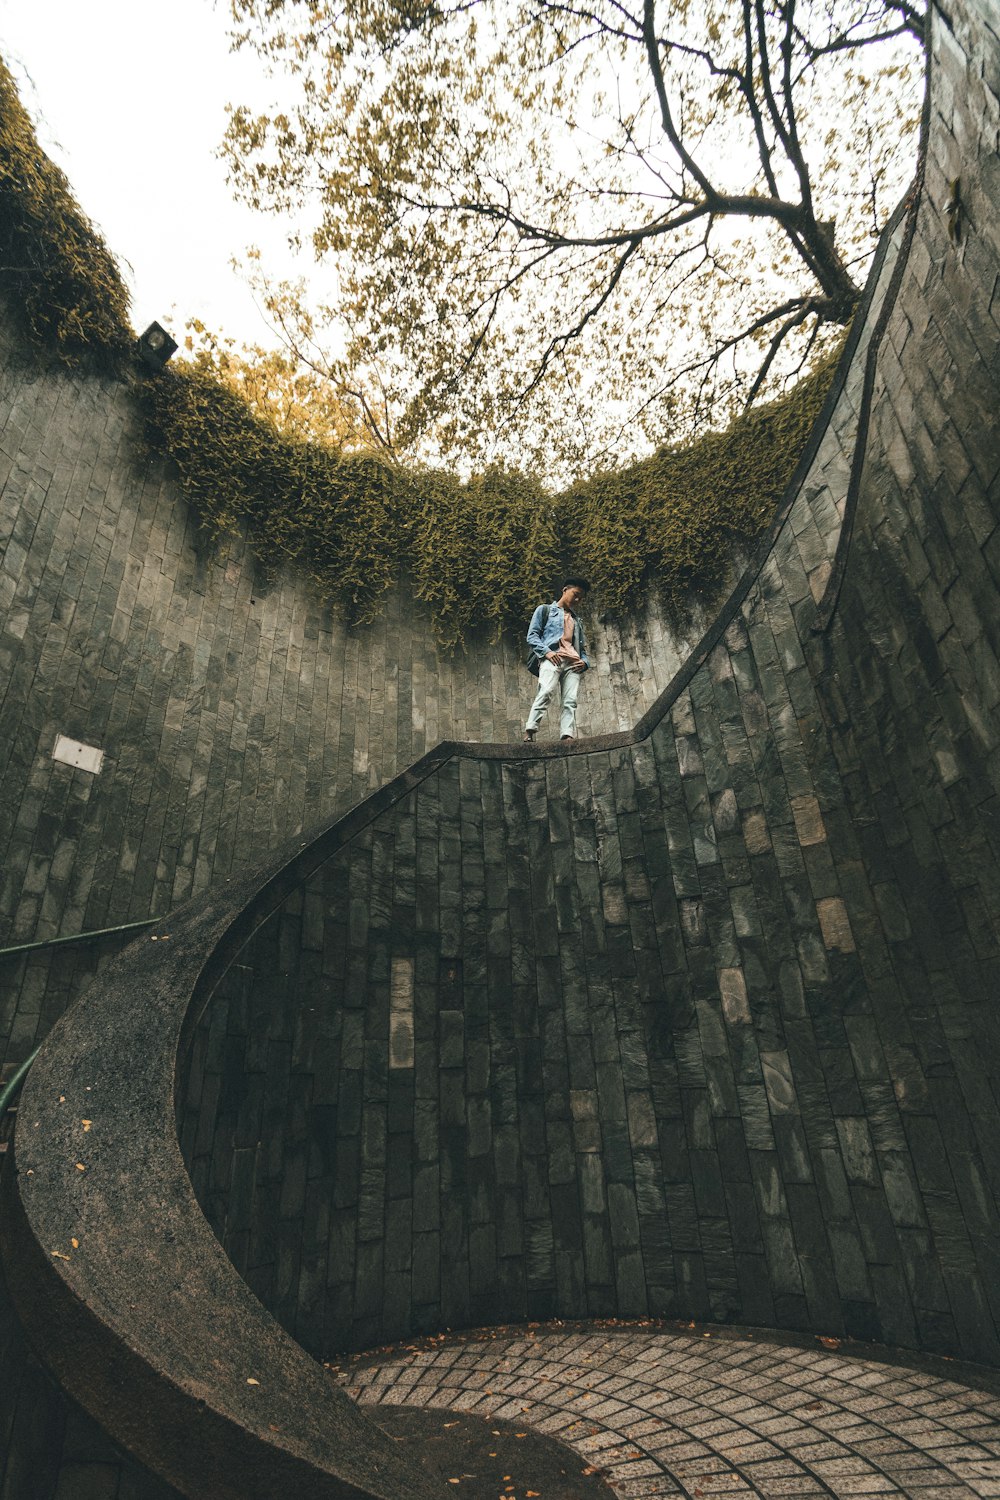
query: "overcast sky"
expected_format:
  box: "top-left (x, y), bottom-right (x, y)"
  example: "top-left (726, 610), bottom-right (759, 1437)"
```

top-left (2, 0), bottom-right (297, 348)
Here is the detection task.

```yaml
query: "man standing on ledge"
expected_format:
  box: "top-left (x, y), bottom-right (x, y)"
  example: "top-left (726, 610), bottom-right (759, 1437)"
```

top-left (523, 578), bottom-right (591, 743)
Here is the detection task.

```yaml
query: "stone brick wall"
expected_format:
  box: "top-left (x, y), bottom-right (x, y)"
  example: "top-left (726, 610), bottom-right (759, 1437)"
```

top-left (4, 6), bottom-right (1000, 1494)
top-left (0, 203), bottom-right (875, 1491)
top-left (0, 333), bottom-right (728, 1085)
top-left (175, 0), bottom-right (1000, 1369)
top-left (0, 1257), bottom-right (182, 1500)
top-left (807, 0), bottom-right (1000, 1356)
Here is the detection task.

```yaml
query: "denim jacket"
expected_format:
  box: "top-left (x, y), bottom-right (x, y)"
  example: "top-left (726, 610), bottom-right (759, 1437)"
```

top-left (526, 602), bottom-right (590, 670)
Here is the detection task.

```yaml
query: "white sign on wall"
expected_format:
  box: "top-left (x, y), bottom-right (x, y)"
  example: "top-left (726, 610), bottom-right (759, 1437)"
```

top-left (52, 735), bottom-right (104, 775)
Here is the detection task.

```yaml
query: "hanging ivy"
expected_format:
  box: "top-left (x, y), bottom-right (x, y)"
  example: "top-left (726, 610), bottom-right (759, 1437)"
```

top-left (1, 53), bottom-right (840, 644)
top-left (0, 58), bottom-right (131, 371)
top-left (561, 350), bottom-right (840, 619)
top-left (142, 346), bottom-right (838, 642)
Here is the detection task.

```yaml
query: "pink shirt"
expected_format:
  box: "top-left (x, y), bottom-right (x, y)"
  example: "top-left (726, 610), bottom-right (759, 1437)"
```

top-left (557, 610), bottom-right (581, 663)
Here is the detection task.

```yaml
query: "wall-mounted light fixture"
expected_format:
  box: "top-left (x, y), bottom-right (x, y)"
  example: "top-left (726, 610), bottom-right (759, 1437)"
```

top-left (137, 321), bottom-right (178, 371)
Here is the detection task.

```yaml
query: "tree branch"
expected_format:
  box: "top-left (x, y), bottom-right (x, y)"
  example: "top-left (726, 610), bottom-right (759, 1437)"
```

top-left (741, 0), bottom-right (780, 200)
top-left (641, 0), bottom-right (720, 202)
top-left (742, 299), bottom-right (815, 405)
top-left (508, 235), bottom-right (643, 409)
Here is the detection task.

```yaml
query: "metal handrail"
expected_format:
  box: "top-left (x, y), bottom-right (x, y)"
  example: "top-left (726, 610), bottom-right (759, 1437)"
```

top-left (0, 916), bottom-right (161, 960)
top-left (0, 1045), bottom-right (40, 1120)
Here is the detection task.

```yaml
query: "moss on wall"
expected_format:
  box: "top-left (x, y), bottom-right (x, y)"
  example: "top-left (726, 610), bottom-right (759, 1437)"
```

top-left (0, 59), bottom-right (131, 371)
top-left (1, 53), bottom-right (839, 644)
top-left (142, 348), bottom-right (838, 643)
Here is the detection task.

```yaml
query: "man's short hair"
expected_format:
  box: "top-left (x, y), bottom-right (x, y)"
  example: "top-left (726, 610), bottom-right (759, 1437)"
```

top-left (562, 576), bottom-right (590, 593)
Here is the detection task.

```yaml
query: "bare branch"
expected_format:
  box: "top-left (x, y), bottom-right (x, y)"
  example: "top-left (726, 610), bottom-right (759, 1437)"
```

top-left (641, 0), bottom-right (720, 201)
top-left (508, 235), bottom-right (642, 408)
top-left (742, 0), bottom-right (781, 200)
top-left (225, 0), bottom-right (923, 472)
top-left (396, 184), bottom-right (808, 250)
top-left (742, 300), bottom-right (815, 405)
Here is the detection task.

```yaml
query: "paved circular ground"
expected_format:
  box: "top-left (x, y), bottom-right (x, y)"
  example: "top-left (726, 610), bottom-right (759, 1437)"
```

top-left (328, 1323), bottom-right (1000, 1500)
top-left (371, 1403), bottom-right (616, 1497)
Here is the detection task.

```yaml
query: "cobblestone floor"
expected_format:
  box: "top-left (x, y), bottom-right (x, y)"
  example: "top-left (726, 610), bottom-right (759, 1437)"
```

top-left (329, 1325), bottom-right (1000, 1500)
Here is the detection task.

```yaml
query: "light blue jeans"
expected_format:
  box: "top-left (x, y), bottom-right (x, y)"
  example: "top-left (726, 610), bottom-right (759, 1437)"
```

top-left (526, 658), bottom-right (583, 738)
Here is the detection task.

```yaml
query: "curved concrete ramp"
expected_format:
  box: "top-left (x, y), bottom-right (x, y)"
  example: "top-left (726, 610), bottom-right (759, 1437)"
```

top-left (0, 821), bottom-right (452, 1499)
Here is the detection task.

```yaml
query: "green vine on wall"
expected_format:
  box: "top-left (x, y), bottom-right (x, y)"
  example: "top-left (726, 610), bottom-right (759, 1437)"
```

top-left (1, 54), bottom-right (840, 645)
top-left (0, 59), bottom-right (131, 371)
top-left (140, 366), bottom-right (407, 623)
top-left (562, 352), bottom-right (839, 621)
top-left (142, 348), bottom-right (838, 644)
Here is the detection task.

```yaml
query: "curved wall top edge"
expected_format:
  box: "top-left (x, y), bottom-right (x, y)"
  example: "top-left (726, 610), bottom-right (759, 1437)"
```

top-left (1, 849), bottom-right (451, 1497)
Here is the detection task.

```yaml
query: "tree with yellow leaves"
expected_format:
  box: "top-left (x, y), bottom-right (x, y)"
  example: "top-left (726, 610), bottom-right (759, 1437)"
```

top-left (223, 0), bottom-right (923, 478)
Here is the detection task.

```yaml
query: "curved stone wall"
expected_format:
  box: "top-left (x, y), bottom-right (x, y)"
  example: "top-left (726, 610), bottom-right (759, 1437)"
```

top-left (3, 1), bottom-right (1000, 1493)
top-left (174, 0), bottom-right (1000, 1369)
top-left (0, 331), bottom-right (735, 1092)
top-left (0, 170), bottom-right (874, 1495)
top-left (172, 227), bottom-right (902, 1359)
